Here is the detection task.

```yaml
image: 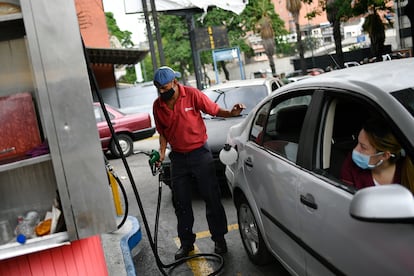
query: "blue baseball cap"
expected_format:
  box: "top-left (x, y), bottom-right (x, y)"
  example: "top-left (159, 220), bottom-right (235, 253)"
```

top-left (153, 66), bottom-right (181, 87)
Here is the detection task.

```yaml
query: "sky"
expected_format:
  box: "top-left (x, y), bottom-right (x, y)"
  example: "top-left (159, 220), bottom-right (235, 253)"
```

top-left (102, 0), bottom-right (146, 45)
top-left (102, 0), bottom-right (247, 46)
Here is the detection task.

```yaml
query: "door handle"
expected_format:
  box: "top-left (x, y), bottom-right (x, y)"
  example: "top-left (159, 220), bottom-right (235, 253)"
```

top-left (300, 193), bottom-right (318, 210)
top-left (244, 157), bottom-right (253, 168)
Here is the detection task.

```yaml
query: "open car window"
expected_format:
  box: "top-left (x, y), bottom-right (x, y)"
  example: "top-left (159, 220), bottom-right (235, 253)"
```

top-left (257, 95), bottom-right (311, 163)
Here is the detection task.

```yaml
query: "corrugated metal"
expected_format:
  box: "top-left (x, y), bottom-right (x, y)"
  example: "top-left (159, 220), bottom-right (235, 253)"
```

top-left (0, 236), bottom-right (108, 276)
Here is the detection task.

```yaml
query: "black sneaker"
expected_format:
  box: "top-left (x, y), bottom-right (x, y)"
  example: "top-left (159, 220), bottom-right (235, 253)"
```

top-left (214, 240), bottom-right (227, 254)
top-left (175, 245), bottom-right (194, 260)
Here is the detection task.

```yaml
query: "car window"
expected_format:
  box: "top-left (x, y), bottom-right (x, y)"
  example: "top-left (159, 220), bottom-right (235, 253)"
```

top-left (259, 95), bottom-right (311, 162)
top-left (94, 106), bottom-right (114, 123)
top-left (204, 85), bottom-right (268, 114)
top-left (250, 102), bottom-right (271, 144)
top-left (392, 88), bottom-right (414, 117)
top-left (319, 96), bottom-right (381, 182)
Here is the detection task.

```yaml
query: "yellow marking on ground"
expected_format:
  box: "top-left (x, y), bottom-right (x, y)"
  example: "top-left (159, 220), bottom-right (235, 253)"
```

top-left (143, 135), bottom-right (159, 141)
top-left (174, 238), bottom-right (213, 275)
top-left (173, 224), bottom-right (239, 275)
top-left (195, 224), bottom-right (239, 239)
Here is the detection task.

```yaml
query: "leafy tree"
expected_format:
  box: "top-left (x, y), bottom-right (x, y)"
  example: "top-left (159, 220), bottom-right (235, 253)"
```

top-left (158, 14), bottom-right (192, 84)
top-left (199, 1), bottom-right (285, 77)
top-left (105, 12), bottom-right (136, 84)
top-left (308, 0), bottom-right (391, 66)
top-left (105, 12), bottom-right (134, 47)
top-left (324, 0), bottom-right (353, 68)
top-left (351, 0), bottom-right (392, 61)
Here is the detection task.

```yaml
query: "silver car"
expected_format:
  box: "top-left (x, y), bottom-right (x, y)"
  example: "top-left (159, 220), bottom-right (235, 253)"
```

top-left (224, 58), bottom-right (414, 275)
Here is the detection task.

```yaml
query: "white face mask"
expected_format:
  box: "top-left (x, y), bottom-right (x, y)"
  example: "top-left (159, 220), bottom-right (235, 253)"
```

top-left (352, 150), bottom-right (384, 170)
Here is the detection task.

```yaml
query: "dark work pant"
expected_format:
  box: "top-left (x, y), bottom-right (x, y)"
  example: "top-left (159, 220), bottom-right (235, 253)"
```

top-left (170, 143), bottom-right (228, 247)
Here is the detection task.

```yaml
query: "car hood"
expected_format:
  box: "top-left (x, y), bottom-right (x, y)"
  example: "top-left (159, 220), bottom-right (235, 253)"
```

top-left (205, 116), bottom-right (245, 153)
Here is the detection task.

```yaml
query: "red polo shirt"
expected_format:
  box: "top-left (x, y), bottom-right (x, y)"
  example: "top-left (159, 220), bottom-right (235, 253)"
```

top-left (153, 84), bottom-right (220, 153)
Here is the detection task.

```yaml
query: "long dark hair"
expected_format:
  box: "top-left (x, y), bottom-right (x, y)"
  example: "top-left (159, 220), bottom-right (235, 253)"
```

top-left (363, 118), bottom-right (414, 192)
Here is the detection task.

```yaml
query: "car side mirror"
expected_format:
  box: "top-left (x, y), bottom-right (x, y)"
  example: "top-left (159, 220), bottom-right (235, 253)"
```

top-left (350, 185), bottom-right (414, 222)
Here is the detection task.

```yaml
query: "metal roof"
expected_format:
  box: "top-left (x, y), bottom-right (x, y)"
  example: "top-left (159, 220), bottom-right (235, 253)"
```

top-left (86, 47), bottom-right (149, 65)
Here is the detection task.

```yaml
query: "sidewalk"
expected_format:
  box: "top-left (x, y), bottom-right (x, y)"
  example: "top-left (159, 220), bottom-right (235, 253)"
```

top-left (101, 216), bottom-right (142, 276)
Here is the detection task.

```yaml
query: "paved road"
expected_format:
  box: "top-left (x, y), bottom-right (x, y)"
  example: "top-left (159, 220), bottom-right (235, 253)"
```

top-left (107, 136), bottom-right (290, 276)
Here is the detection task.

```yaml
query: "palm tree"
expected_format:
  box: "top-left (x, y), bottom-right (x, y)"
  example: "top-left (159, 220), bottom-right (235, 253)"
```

top-left (257, 14), bottom-right (276, 75)
top-left (286, 0), bottom-right (307, 75)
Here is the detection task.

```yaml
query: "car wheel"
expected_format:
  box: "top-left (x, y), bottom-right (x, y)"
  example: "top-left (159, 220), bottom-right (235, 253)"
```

top-left (110, 134), bottom-right (134, 158)
top-left (237, 197), bottom-right (272, 265)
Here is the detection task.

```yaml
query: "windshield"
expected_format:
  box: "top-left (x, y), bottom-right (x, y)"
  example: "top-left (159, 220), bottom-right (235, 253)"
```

top-left (203, 84), bottom-right (268, 116)
top-left (392, 88), bottom-right (414, 117)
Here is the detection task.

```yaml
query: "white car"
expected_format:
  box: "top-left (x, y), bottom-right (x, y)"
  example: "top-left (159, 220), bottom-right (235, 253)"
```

top-left (161, 77), bottom-right (284, 188)
top-left (224, 58), bottom-right (414, 275)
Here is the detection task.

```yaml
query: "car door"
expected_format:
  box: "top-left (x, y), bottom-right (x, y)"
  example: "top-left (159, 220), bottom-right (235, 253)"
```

top-left (242, 93), bottom-right (313, 274)
top-left (297, 92), bottom-right (414, 275)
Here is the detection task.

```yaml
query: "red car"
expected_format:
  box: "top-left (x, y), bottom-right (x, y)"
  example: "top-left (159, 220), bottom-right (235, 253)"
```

top-left (94, 103), bottom-right (155, 158)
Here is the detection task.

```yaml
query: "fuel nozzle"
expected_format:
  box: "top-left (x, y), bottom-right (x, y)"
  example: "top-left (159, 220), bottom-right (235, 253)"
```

top-left (148, 149), bottom-right (160, 176)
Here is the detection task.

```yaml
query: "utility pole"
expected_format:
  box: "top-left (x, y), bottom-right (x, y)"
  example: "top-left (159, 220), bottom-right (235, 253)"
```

top-left (141, 0), bottom-right (158, 70)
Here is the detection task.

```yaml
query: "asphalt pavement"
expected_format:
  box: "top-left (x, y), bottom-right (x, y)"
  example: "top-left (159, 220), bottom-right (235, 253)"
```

top-left (101, 135), bottom-right (290, 276)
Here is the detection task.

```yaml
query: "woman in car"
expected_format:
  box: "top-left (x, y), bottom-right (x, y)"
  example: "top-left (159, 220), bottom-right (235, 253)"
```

top-left (340, 118), bottom-right (414, 193)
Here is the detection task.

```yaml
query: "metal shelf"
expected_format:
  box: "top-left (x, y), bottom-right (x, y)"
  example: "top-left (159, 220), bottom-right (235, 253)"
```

top-left (0, 231), bottom-right (69, 260)
top-left (0, 12), bottom-right (22, 22)
top-left (0, 154), bottom-right (51, 173)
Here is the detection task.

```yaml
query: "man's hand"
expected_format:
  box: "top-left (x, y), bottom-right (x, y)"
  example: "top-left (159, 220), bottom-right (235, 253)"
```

top-left (230, 103), bottom-right (246, 117)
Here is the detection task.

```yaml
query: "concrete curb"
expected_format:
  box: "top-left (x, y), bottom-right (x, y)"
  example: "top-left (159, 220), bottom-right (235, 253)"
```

top-left (101, 216), bottom-right (142, 276)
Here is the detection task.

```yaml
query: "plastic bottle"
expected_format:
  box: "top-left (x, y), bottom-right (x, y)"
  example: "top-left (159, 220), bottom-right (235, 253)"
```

top-left (14, 211), bottom-right (40, 243)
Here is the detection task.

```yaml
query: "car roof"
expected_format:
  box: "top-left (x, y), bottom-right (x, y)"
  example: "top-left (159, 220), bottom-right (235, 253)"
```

top-left (203, 78), bottom-right (277, 91)
top-left (283, 58), bottom-right (414, 95)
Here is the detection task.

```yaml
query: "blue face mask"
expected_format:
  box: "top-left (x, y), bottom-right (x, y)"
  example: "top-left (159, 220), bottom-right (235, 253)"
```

top-left (352, 150), bottom-right (384, 170)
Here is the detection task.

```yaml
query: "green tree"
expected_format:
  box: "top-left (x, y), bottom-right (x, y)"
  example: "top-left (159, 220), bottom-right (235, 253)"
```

top-left (241, 0), bottom-right (286, 75)
top-left (351, 0), bottom-right (392, 61)
top-left (105, 12), bottom-right (134, 47)
top-left (324, 0), bottom-right (353, 68)
top-left (201, 1), bottom-right (285, 77)
top-left (105, 12), bottom-right (136, 84)
top-left (158, 15), bottom-right (192, 84)
top-left (156, 1), bottom-right (286, 82)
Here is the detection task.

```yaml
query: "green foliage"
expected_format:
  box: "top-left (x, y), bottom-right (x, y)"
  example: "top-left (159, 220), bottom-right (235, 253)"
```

top-left (117, 66), bottom-right (137, 83)
top-left (155, 0), bottom-right (288, 76)
top-left (158, 14), bottom-right (192, 78)
top-left (275, 39), bottom-right (296, 56)
top-left (105, 12), bottom-right (134, 47)
top-left (240, 0), bottom-right (287, 36)
top-left (104, 12), bottom-right (137, 84)
top-left (351, 0), bottom-right (391, 58)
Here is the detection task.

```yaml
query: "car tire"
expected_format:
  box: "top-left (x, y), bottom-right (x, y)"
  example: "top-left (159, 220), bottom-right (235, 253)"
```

top-left (237, 197), bottom-right (273, 265)
top-left (110, 134), bottom-right (134, 158)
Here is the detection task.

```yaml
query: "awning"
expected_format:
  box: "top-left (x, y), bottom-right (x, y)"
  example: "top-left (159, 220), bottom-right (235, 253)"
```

top-left (86, 47), bottom-right (149, 65)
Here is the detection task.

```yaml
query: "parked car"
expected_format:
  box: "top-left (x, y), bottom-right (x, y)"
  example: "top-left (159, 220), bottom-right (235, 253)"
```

top-left (161, 77), bottom-right (284, 188)
top-left (94, 103), bottom-right (155, 158)
top-left (224, 58), bottom-right (414, 275)
top-left (285, 68), bottom-right (324, 79)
